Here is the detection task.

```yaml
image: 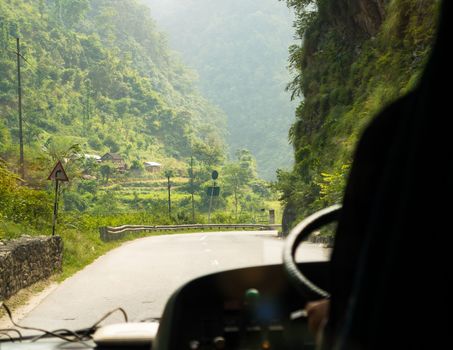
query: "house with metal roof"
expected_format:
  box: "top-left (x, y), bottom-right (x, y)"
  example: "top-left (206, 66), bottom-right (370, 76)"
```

top-left (143, 161), bottom-right (162, 173)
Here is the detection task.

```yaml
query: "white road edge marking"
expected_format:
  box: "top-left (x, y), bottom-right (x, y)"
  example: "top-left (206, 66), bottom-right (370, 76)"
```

top-left (199, 235), bottom-right (207, 241)
top-left (211, 260), bottom-right (219, 266)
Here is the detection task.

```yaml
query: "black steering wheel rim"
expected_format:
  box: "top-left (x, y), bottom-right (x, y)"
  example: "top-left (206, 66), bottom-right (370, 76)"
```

top-left (282, 204), bottom-right (342, 301)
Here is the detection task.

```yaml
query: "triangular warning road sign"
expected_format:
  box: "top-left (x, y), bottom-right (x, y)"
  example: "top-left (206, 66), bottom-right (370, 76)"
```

top-left (48, 161), bottom-right (69, 181)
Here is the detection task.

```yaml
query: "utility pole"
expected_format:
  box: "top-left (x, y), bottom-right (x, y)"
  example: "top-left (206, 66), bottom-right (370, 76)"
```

top-left (208, 170), bottom-right (219, 224)
top-left (165, 170), bottom-right (172, 219)
top-left (16, 37), bottom-right (25, 180)
top-left (190, 156), bottom-right (195, 223)
top-left (208, 179), bottom-right (215, 223)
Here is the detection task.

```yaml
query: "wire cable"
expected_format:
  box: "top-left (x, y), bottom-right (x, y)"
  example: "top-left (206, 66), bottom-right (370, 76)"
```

top-left (1, 302), bottom-right (84, 343)
top-left (0, 332), bottom-right (14, 342)
top-left (0, 302), bottom-right (129, 344)
top-left (30, 328), bottom-right (89, 343)
top-left (85, 307), bottom-right (129, 335)
top-left (0, 328), bottom-right (22, 340)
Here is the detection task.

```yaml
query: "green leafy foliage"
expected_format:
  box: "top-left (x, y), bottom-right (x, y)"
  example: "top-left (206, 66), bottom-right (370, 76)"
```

top-left (218, 150), bottom-right (272, 221)
top-left (278, 0), bottom-right (439, 227)
top-left (0, 0), bottom-right (226, 181)
top-left (0, 161), bottom-right (52, 238)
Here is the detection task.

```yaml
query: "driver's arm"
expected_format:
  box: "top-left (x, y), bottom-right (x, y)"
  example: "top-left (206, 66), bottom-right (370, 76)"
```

top-left (306, 299), bottom-right (330, 344)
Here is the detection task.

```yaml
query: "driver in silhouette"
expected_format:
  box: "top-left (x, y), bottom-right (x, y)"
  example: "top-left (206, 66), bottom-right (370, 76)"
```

top-left (305, 2), bottom-right (450, 349)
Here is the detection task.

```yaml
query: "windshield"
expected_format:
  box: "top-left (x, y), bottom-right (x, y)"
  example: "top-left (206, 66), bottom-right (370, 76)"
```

top-left (0, 0), bottom-right (437, 340)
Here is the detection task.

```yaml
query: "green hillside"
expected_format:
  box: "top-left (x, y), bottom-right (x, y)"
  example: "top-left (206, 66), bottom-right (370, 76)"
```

top-left (0, 0), bottom-right (226, 186)
top-left (0, 0), bottom-right (277, 238)
top-left (0, 1), bottom-right (280, 280)
top-left (277, 0), bottom-right (439, 229)
top-left (145, 0), bottom-right (296, 180)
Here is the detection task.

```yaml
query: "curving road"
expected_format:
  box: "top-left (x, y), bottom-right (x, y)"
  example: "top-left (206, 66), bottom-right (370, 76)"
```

top-left (3, 231), bottom-right (329, 332)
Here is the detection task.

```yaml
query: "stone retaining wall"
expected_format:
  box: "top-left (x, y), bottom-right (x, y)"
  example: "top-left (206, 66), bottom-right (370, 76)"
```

top-left (0, 236), bottom-right (63, 300)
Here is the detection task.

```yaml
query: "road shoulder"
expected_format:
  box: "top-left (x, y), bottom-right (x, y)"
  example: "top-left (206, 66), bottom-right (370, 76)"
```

top-left (0, 279), bottom-right (58, 328)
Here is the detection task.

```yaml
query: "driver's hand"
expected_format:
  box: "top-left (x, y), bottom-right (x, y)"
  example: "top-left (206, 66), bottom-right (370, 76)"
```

top-left (306, 299), bottom-right (330, 344)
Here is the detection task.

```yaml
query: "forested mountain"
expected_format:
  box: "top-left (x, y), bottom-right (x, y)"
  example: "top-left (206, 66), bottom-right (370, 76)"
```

top-left (276, 0), bottom-right (439, 230)
top-left (143, 0), bottom-right (296, 180)
top-left (1, 0), bottom-right (278, 243)
top-left (0, 0), bottom-right (226, 185)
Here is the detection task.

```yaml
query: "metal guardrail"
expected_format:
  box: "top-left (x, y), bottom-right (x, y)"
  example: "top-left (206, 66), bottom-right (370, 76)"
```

top-left (99, 223), bottom-right (282, 242)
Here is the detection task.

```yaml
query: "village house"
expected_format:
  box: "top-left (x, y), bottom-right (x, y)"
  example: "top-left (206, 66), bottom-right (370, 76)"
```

top-left (143, 161), bottom-right (162, 173)
top-left (101, 153), bottom-right (127, 171)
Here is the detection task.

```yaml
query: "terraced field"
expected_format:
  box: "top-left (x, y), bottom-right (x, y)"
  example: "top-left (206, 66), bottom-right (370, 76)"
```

top-left (102, 176), bottom-right (193, 202)
top-left (92, 175), bottom-right (282, 224)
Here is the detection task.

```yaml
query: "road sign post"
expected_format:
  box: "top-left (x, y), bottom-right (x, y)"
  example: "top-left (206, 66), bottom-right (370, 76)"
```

top-left (52, 179), bottom-right (59, 236)
top-left (208, 170), bottom-right (220, 223)
top-left (48, 161), bottom-right (69, 236)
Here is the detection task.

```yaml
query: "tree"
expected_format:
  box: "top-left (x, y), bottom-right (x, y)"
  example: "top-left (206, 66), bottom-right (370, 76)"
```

top-left (104, 136), bottom-right (120, 153)
top-left (41, 138), bottom-right (81, 164)
top-left (99, 162), bottom-right (114, 184)
top-left (40, 138), bottom-right (83, 181)
top-left (129, 160), bottom-right (144, 175)
top-left (82, 158), bottom-right (99, 176)
top-left (222, 150), bottom-right (254, 219)
top-left (223, 163), bottom-right (245, 220)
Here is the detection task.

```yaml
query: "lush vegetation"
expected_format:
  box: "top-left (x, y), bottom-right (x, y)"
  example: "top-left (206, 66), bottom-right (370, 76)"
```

top-left (0, 0), bottom-right (226, 181)
top-left (1, 152), bottom-right (278, 280)
top-left (146, 0), bottom-right (296, 180)
top-left (276, 0), bottom-right (439, 229)
top-left (0, 0), bottom-right (280, 280)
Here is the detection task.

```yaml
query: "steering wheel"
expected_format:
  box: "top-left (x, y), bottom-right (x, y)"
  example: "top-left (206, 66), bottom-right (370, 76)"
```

top-left (282, 204), bottom-right (342, 301)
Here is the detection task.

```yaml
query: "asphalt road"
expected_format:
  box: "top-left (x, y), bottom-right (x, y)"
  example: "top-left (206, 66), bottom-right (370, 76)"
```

top-left (5, 231), bottom-right (329, 332)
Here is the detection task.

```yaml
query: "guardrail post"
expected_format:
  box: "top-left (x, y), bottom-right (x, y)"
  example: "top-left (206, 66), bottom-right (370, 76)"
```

top-left (99, 227), bottom-right (107, 241)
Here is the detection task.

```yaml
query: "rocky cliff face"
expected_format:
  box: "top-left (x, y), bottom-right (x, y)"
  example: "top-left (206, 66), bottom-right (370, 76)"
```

top-left (348, 0), bottom-right (387, 36)
top-left (302, 0), bottom-right (389, 92)
top-left (0, 236), bottom-right (63, 300)
top-left (279, 0), bottom-right (437, 233)
top-left (324, 0), bottom-right (387, 36)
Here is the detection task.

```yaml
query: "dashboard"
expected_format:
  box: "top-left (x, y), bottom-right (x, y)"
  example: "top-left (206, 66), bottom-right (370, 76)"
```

top-left (154, 262), bottom-right (329, 350)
